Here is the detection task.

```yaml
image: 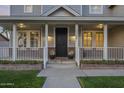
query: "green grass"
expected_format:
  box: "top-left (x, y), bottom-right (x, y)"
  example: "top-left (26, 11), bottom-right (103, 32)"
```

top-left (0, 70), bottom-right (46, 88)
top-left (77, 76), bottom-right (124, 88)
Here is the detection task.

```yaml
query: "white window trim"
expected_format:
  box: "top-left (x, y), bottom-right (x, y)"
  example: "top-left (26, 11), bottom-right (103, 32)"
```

top-left (24, 5), bottom-right (33, 13)
top-left (89, 5), bottom-right (103, 14)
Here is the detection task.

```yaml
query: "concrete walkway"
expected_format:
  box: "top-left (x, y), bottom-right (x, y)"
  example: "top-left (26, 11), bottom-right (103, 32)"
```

top-left (37, 63), bottom-right (124, 88)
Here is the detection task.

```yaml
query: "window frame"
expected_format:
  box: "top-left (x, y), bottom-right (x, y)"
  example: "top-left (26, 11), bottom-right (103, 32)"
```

top-left (83, 32), bottom-right (92, 48)
top-left (24, 5), bottom-right (33, 13)
top-left (89, 5), bottom-right (103, 14)
top-left (96, 32), bottom-right (104, 47)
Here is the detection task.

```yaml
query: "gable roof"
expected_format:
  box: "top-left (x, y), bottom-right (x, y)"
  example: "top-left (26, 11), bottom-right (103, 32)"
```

top-left (42, 5), bottom-right (80, 16)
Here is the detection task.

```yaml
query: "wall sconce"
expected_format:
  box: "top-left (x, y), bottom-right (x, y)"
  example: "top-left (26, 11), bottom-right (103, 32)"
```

top-left (70, 36), bottom-right (76, 42)
top-left (48, 36), bottom-right (53, 41)
top-left (18, 23), bottom-right (26, 28)
top-left (97, 24), bottom-right (103, 29)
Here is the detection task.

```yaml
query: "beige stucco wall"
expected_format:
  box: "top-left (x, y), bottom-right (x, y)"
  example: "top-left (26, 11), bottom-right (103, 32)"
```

top-left (108, 26), bottom-right (124, 47)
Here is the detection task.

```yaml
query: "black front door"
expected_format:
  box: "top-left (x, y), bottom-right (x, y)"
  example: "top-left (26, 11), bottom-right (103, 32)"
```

top-left (56, 28), bottom-right (67, 57)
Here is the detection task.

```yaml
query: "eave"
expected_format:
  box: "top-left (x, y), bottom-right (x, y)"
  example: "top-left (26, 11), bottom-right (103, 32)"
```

top-left (0, 16), bottom-right (124, 24)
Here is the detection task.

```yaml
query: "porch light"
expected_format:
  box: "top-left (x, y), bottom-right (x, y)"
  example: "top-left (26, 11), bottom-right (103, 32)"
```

top-left (97, 24), bottom-right (103, 29)
top-left (18, 23), bottom-right (26, 28)
top-left (70, 36), bottom-right (76, 41)
top-left (48, 36), bottom-right (53, 41)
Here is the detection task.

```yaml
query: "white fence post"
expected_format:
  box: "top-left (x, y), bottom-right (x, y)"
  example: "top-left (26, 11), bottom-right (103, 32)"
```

top-left (12, 24), bottom-right (16, 61)
top-left (104, 24), bottom-right (108, 60)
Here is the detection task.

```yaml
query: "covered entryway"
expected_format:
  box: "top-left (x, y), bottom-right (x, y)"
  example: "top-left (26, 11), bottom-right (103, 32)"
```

top-left (55, 28), bottom-right (68, 57)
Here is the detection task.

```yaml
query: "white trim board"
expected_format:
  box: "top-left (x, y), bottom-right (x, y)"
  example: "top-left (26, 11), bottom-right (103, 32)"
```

top-left (42, 5), bottom-right (80, 16)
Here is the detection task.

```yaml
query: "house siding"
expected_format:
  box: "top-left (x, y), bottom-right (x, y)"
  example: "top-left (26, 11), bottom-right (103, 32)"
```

top-left (10, 5), bottom-right (121, 17)
top-left (108, 26), bottom-right (124, 47)
top-left (111, 6), bottom-right (124, 16)
top-left (10, 5), bottom-right (42, 16)
top-left (82, 5), bottom-right (112, 16)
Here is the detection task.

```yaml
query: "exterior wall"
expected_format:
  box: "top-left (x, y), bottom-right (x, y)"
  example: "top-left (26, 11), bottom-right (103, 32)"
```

top-left (47, 25), bottom-right (75, 57)
top-left (0, 35), bottom-right (9, 47)
top-left (47, 25), bottom-right (75, 48)
top-left (10, 5), bottom-right (116, 17)
top-left (0, 41), bottom-right (9, 47)
top-left (111, 6), bottom-right (124, 16)
top-left (10, 5), bottom-right (42, 16)
top-left (108, 26), bottom-right (124, 47)
top-left (82, 5), bottom-right (112, 16)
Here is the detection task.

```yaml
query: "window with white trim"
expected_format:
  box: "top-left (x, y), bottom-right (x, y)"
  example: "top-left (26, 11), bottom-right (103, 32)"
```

top-left (89, 5), bottom-right (103, 14)
top-left (83, 32), bottom-right (92, 47)
top-left (24, 5), bottom-right (33, 13)
top-left (96, 32), bottom-right (104, 47)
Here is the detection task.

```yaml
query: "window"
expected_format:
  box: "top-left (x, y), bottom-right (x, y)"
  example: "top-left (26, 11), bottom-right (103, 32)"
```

top-left (96, 32), bottom-right (104, 47)
top-left (89, 5), bottom-right (103, 14)
top-left (83, 32), bottom-right (92, 47)
top-left (18, 32), bottom-right (27, 47)
top-left (24, 5), bottom-right (33, 13)
top-left (30, 32), bottom-right (39, 47)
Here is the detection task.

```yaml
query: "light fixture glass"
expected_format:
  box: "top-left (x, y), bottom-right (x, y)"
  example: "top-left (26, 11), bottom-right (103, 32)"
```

top-left (18, 23), bottom-right (26, 28)
top-left (97, 24), bottom-right (103, 29)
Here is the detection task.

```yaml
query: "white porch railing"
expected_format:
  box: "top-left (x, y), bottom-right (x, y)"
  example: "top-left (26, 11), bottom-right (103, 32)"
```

top-left (107, 47), bottom-right (124, 60)
top-left (16, 47), bottom-right (43, 60)
top-left (0, 47), bottom-right (12, 60)
top-left (0, 47), bottom-right (43, 61)
top-left (80, 47), bottom-right (124, 60)
top-left (80, 47), bottom-right (104, 60)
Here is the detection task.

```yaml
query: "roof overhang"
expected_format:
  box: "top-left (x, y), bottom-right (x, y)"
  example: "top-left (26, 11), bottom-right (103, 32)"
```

top-left (0, 16), bottom-right (124, 24)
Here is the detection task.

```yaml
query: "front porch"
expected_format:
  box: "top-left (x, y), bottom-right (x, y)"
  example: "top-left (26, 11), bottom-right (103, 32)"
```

top-left (0, 21), bottom-right (124, 68)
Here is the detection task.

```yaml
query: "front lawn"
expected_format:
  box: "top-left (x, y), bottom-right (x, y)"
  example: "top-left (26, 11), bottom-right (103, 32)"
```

top-left (0, 70), bottom-right (46, 88)
top-left (77, 76), bottom-right (124, 88)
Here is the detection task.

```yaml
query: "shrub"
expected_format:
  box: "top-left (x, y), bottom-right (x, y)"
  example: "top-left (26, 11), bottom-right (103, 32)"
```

top-left (0, 60), bottom-right (42, 64)
top-left (80, 60), bottom-right (124, 64)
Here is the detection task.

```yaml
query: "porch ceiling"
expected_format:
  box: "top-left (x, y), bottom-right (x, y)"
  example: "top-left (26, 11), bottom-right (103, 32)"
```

top-left (17, 23), bottom-right (42, 30)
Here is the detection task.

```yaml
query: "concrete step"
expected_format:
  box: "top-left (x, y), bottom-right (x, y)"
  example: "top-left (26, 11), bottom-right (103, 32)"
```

top-left (46, 63), bottom-right (77, 69)
top-left (48, 60), bottom-right (76, 64)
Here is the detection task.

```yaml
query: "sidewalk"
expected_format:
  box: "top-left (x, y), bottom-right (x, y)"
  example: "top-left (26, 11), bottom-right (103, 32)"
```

top-left (38, 63), bottom-right (124, 88)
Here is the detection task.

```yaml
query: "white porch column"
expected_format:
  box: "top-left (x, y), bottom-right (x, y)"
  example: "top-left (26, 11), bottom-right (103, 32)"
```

top-left (75, 24), bottom-right (80, 67)
top-left (43, 24), bottom-right (48, 69)
top-left (12, 24), bottom-right (16, 61)
top-left (104, 24), bottom-right (108, 60)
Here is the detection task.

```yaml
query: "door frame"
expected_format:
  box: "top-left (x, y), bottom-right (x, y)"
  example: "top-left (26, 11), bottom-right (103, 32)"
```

top-left (54, 26), bottom-right (69, 48)
top-left (55, 26), bottom-right (69, 57)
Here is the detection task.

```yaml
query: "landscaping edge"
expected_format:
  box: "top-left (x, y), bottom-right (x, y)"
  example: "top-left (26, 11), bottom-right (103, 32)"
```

top-left (0, 60), bottom-right (43, 70)
top-left (80, 60), bottom-right (124, 69)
